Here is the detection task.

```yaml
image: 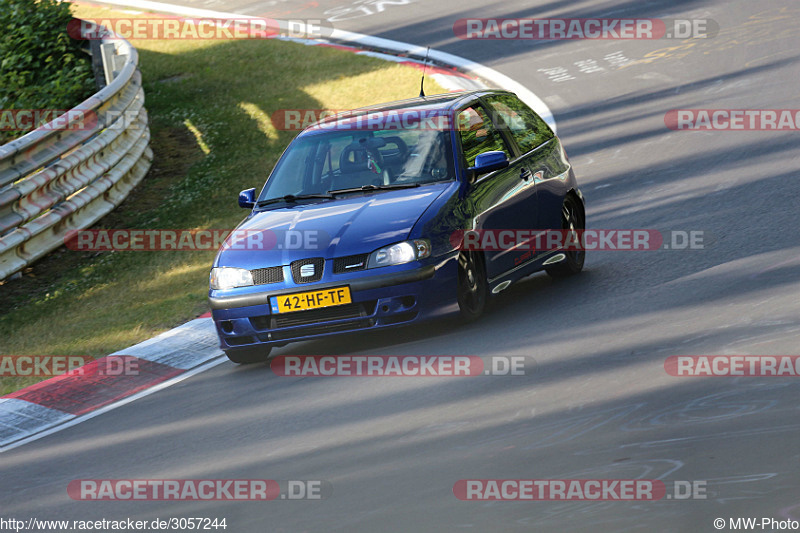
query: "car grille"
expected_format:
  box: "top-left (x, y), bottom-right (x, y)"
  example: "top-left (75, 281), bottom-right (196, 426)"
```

top-left (249, 301), bottom-right (377, 331)
top-left (333, 253), bottom-right (368, 273)
top-left (290, 257), bottom-right (324, 284)
top-left (251, 266), bottom-right (284, 285)
top-left (266, 321), bottom-right (374, 341)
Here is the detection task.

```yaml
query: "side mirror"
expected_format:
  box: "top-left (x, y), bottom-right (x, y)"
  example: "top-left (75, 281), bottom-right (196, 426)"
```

top-left (238, 188), bottom-right (256, 209)
top-left (468, 151), bottom-right (509, 180)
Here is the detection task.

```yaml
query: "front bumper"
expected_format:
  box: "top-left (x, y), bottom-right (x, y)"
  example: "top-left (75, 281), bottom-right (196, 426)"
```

top-left (209, 255), bottom-right (458, 350)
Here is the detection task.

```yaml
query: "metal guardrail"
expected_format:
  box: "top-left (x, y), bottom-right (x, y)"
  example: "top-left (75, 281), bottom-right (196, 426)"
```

top-left (0, 32), bottom-right (152, 280)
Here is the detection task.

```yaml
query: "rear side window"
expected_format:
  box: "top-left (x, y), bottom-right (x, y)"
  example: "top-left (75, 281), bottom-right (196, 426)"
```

top-left (457, 104), bottom-right (509, 167)
top-left (485, 94), bottom-right (554, 154)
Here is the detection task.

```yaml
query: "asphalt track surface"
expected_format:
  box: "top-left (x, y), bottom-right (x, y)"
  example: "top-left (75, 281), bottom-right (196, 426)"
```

top-left (3, 1), bottom-right (800, 531)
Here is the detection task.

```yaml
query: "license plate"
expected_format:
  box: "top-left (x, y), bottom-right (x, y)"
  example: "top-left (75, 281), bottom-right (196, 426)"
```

top-left (270, 286), bottom-right (352, 314)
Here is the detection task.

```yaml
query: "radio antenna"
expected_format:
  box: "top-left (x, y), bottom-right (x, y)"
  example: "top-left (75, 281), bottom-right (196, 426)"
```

top-left (419, 46), bottom-right (431, 98)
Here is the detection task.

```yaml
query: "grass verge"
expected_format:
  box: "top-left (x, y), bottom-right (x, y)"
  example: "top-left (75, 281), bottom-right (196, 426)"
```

top-left (0, 3), bottom-right (444, 395)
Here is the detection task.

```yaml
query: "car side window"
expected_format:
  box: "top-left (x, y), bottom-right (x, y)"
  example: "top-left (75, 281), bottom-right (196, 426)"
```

top-left (485, 94), bottom-right (554, 154)
top-left (457, 104), bottom-right (509, 168)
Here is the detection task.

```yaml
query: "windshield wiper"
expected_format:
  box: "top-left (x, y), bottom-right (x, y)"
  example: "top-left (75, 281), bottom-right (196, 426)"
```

top-left (257, 193), bottom-right (334, 206)
top-left (328, 183), bottom-right (420, 195)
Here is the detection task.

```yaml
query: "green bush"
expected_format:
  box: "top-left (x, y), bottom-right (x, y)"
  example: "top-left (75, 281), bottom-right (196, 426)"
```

top-left (0, 0), bottom-right (95, 143)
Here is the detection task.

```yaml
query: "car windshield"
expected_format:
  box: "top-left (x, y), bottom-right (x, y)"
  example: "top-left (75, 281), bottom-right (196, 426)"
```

top-left (258, 126), bottom-right (454, 203)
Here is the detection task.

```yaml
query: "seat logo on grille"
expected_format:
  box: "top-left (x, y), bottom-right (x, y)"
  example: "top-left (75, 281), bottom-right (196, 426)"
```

top-left (300, 264), bottom-right (316, 277)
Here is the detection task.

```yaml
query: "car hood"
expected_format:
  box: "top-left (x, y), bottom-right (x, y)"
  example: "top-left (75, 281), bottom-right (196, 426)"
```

top-left (215, 184), bottom-right (449, 269)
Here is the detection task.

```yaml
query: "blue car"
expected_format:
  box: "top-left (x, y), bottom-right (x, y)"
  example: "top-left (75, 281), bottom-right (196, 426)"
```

top-left (209, 90), bottom-right (585, 363)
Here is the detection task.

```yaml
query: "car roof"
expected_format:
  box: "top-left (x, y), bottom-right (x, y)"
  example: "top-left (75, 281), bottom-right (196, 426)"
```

top-left (301, 89), bottom-right (514, 135)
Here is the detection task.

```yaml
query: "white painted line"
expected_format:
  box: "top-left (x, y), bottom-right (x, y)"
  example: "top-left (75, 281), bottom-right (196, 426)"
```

top-left (0, 399), bottom-right (74, 447)
top-left (431, 73), bottom-right (487, 92)
top-left (0, 0), bottom-right (558, 451)
top-left (81, 0), bottom-right (556, 131)
top-left (328, 30), bottom-right (557, 131)
top-left (0, 356), bottom-right (227, 453)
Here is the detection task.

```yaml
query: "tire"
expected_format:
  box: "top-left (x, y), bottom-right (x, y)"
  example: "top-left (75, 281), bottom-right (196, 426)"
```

top-left (546, 195), bottom-right (586, 278)
top-left (457, 251), bottom-right (490, 322)
top-left (224, 345), bottom-right (272, 364)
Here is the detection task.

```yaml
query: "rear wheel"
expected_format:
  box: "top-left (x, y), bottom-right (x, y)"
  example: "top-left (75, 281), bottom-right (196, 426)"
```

top-left (224, 345), bottom-right (272, 364)
top-left (457, 251), bottom-right (489, 322)
top-left (546, 195), bottom-right (585, 278)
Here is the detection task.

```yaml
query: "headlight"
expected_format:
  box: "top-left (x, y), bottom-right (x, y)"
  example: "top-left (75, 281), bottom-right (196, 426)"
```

top-left (209, 267), bottom-right (254, 290)
top-left (367, 239), bottom-right (431, 268)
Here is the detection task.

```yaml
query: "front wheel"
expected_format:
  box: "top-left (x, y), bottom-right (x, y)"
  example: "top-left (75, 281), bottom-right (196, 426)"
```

top-left (457, 251), bottom-right (489, 322)
top-left (546, 195), bottom-right (585, 278)
top-left (224, 345), bottom-right (272, 364)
